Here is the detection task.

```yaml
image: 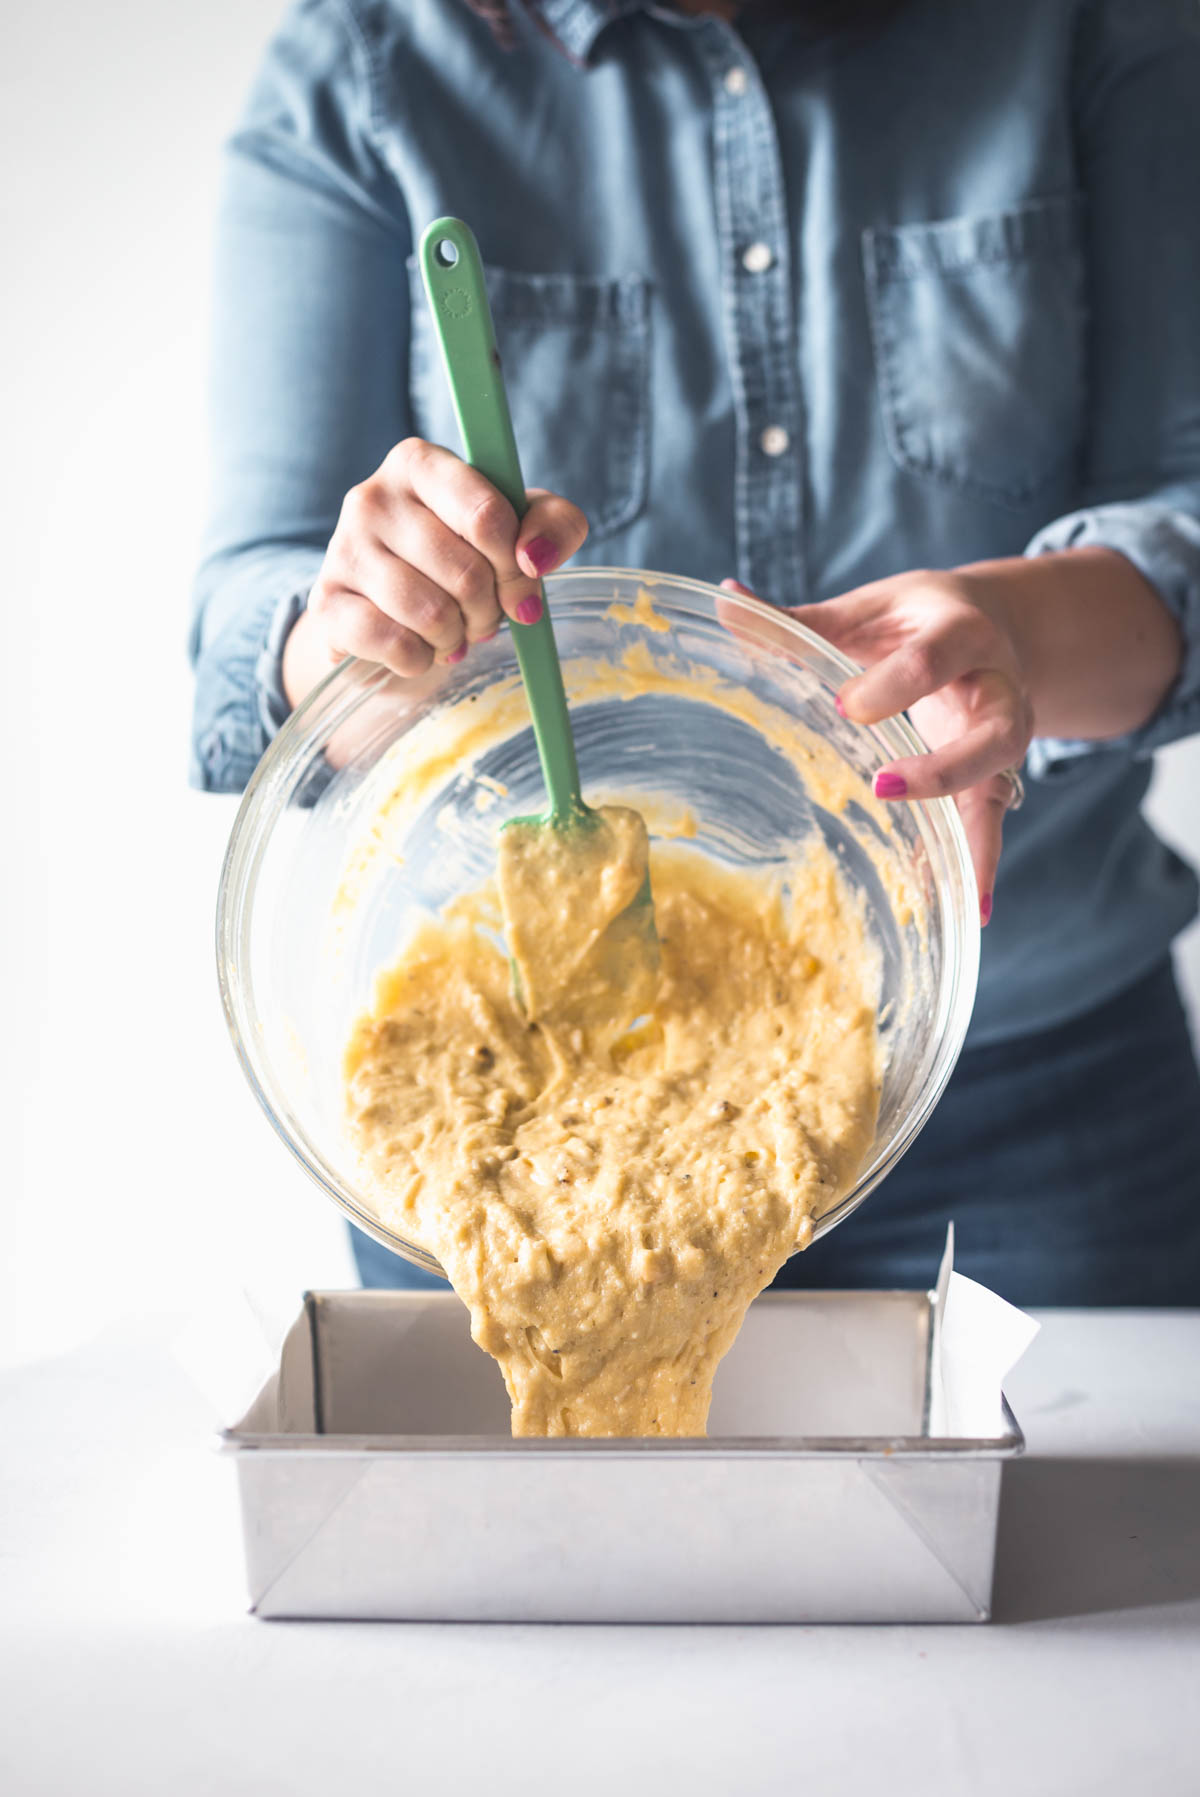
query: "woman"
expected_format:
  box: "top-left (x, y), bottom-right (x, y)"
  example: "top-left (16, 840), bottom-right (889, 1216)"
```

top-left (191, 0), bottom-right (1200, 1304)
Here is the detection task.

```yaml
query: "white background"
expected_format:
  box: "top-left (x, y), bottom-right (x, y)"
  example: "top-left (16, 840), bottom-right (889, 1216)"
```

top-left (3, 0), bottom-right (1199, 1368)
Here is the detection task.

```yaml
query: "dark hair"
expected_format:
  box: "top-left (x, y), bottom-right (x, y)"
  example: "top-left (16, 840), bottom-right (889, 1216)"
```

top-left (463, 0), bottom-right (910, 50)
top-left (463, 0), bottom-right (523, 47)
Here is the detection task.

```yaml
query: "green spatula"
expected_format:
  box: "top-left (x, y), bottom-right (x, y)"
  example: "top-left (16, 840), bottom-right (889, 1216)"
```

top-left (417, 217), bottom-right (659, 1030)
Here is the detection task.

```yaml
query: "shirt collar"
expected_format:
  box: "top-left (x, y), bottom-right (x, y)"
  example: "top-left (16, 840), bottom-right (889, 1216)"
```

top-left (536, 0), bottom-right (655, 64)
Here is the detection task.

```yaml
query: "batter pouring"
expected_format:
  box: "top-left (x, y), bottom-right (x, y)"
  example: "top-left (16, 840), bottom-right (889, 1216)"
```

top-left (344, 827), bottom-right (882, 1437)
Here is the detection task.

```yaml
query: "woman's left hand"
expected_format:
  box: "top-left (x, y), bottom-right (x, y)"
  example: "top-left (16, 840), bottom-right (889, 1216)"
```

top-left (723, 570), bottom-right (1034, 924)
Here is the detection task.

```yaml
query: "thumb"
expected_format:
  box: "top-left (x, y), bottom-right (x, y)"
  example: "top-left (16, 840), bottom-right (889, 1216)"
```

top-left (785, 597), bottom-right (868, 654)
top-left (497, 490), bottom-right (590, 628)
top-left (720, 579), bottom-right (881, 676)
top-left (716, 576), bottom-right (774, 649)
top-left (721, 579), bottom-right (871, 657)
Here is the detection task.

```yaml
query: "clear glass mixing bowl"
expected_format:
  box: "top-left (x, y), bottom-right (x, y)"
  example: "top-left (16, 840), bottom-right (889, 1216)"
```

top-left (217, 569), bottom-right (979, 1276)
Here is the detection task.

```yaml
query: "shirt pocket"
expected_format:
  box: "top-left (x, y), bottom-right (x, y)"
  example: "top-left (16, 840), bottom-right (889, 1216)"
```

top-left (407, 260), bottom-right (651, 540)
top-left (862, 196), bottom-right (1086, 509)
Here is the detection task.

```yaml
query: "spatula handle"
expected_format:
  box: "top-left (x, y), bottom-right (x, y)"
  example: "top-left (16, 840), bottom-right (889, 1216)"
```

top-left (418, 217), bottom-right (582, 820)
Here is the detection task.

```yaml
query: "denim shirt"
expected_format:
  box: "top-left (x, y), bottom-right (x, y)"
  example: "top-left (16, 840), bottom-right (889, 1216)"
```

top-left (191, 0), bottom-right (1200, 1045)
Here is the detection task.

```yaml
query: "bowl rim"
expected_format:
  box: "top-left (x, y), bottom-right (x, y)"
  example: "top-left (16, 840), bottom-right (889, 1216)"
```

top-left (216, 566), bottom-right (980, 1275)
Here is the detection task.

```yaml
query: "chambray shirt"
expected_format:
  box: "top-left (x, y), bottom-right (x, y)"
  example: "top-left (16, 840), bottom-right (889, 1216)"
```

top-left (191, 0), bottom-right (1200, 1046)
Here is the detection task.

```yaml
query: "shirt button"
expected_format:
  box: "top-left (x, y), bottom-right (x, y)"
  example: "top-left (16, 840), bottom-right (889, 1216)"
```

top-left (741, 241), bottom-right (774, 274)
top-left (760, 425), bottom-right (790, 457)
top-left (723, 65), bottom-right (749, 96)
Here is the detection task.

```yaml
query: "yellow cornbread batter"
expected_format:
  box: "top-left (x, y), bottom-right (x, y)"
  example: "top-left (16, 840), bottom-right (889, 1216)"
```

top-left (497, 805), bottom-right (661, 1038)
top-left (344, 836), bottom-right (881, 1438)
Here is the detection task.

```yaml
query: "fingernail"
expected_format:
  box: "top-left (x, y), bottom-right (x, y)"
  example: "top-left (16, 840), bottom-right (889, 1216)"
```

top-left (720, 577), bottom-right (740, 591)
top-left (874, 772), bottom-right (908, 800)
top-left (480, 627), bottom-right (501, 642)
top-left (522, 537), bottom-right (559, 577)
top-left (980, 892), bottom-right (993, 927)
top-left (446, 643), bottom-right (468, 664)
top-left (515, 594), bottom-right (543, 626)
top-left (834, 693), bottom-right (847, 718)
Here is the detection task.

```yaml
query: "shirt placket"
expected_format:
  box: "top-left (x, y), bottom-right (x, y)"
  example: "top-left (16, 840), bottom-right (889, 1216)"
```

top-left (695, 21), bottom-right (806, 606)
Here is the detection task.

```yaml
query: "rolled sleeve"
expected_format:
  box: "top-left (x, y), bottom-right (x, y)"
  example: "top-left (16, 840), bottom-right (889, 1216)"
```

top-left (1023, 0), bottom-right (1200, 781)
top-left (190, 552), bottom-right (321, 792)
top-left (1025, 500), bottom-right (1200, 778)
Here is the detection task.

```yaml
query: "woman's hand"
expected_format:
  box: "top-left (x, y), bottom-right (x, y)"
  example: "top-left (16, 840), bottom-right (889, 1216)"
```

top-left (799, 569), bottom-right (1033, 925)
top-left (725, 548), bottom-right (1181, 924)
top-left (725, 568), bottom-right (1031, 921)
top-left (283, 438), bottom-right (588, 708)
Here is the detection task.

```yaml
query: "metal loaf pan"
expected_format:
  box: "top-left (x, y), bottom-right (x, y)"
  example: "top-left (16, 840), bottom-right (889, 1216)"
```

top-left (223, 1287), bottom-right (1022, 1624)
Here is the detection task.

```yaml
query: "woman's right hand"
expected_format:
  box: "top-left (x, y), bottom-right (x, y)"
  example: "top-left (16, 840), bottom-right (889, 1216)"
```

top-left (282, 438), bottom-right (589, 709)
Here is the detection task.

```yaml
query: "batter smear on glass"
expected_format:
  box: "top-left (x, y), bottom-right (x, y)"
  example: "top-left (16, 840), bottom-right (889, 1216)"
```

top-left (344, 823), bottom-right (881, 1438)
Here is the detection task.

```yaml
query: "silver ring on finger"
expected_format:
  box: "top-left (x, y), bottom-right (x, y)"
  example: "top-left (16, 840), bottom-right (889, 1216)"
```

top-left (998, 764), bottom-right (1025, 812)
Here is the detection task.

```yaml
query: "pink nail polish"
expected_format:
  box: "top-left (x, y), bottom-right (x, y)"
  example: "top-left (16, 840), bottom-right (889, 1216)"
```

top-left (446, 643), bottom-right (468, 664)
top-left (980, 892), bottom-right (993, 927)
top-left (523, 537), bottom-right (558, 577)
top-left (481, 627), bottom-right (501, 642)
top-left (874, 771), bottom-right (908, 800)
top-left (515, 594), bottom-right (543, 626)
top-left (834, 693), bottom-right (847, 718)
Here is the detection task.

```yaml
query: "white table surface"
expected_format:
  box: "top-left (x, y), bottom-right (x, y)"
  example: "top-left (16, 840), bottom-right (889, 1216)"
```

top-left (3, 1310), bottom-right (1199, 1797)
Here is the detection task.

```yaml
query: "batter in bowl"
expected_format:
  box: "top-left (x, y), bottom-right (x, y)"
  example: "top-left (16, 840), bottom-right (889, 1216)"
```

top-left (344, 831), bottom-right (882, 1437)
top-left (497, 804), bottom-right (661, 1039)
